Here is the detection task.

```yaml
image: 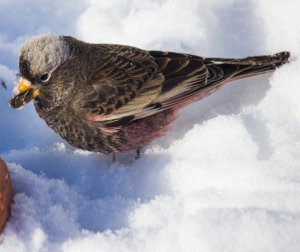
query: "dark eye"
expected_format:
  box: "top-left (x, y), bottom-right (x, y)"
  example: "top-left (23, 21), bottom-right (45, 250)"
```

top-left (40, 73), bottom-right (51, 83)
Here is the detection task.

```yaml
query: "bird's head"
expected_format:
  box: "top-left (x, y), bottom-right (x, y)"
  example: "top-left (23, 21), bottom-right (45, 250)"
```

top-left (10, 34), bottom-right (72, 109)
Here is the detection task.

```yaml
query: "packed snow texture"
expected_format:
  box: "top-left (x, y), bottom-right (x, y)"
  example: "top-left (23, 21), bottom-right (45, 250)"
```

top-left (0, 0), bottom-right (300, 251)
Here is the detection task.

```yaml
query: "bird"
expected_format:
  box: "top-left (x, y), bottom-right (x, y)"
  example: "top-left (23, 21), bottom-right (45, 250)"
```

top-left (10, 34), bottom-right (290, 157)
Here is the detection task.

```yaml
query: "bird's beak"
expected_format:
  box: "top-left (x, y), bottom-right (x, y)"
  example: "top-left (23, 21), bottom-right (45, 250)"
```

top-left (10, 78), bottom-right (40, 109)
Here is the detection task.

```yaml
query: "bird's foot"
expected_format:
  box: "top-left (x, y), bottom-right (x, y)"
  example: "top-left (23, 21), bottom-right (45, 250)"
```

top-left (112, 153), bottom-right (116, 162)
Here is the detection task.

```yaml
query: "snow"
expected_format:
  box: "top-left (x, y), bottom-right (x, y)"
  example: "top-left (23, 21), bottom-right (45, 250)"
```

top-left (0, 0), bottom-right (300, 251)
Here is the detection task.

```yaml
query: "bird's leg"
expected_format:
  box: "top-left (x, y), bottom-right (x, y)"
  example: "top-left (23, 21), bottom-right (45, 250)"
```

top-left (135, 147), bottom-right (144, 160)
top-left (112, 153), bottom-right (116, 162)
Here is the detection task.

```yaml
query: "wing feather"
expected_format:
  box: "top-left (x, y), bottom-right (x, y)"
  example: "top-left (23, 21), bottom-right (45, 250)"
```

top-left (80, 48), bottom-right (289, 129)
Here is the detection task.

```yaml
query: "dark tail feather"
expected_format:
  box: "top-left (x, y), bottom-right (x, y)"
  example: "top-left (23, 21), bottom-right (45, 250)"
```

top-left (205, 51), bottom-right (290, 84)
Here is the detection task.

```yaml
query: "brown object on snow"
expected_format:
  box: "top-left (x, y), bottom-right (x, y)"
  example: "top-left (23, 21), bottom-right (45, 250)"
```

top-left (0, 158), bottom-right (13, 234)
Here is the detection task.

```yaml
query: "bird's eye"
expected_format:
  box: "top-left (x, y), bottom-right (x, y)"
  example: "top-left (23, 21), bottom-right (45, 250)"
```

top-left (40, 73), bottom-right (51, 83)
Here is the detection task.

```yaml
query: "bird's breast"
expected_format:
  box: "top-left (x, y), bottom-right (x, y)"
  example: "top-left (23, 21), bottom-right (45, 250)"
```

top-left (35, 102), bottom-right (180, 154)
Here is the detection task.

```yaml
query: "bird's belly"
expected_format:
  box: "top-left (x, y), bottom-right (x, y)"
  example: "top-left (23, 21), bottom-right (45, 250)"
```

top-left (112, 108), bottom-right (179, 152)
top-left (37, 106), bottom-right (178, 154)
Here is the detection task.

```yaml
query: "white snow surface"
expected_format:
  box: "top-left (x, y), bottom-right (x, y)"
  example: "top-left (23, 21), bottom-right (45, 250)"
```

top-left (0, 0), bottom-right (300, 251)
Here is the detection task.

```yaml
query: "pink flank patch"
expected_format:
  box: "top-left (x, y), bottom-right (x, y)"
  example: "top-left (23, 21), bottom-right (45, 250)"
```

top-left (86, 114), bottom-right (112, 122)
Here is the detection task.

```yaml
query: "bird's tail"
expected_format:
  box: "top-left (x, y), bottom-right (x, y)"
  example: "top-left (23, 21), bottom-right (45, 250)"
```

top-left (205, 51), bottom-right (290, 84)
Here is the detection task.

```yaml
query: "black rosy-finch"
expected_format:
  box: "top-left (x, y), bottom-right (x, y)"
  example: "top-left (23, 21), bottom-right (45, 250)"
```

top-left (10, 35), bottom-right (290, 155)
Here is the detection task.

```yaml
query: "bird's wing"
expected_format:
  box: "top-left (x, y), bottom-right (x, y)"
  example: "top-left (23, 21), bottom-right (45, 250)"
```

top-left (149, 51), bottom-right (210, 108)
top-left (76, 45), bottom-right (164, 120)
top-left (82, 48), bottom-right (216, 127)
top-left (83, 48), bottom-right (260, 127)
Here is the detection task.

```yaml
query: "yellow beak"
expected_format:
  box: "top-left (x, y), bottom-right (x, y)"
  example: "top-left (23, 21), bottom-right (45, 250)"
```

top-left (10, 78), bottom-right (40, 109)
top-left (17, 78), bottom-right (40, 98)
